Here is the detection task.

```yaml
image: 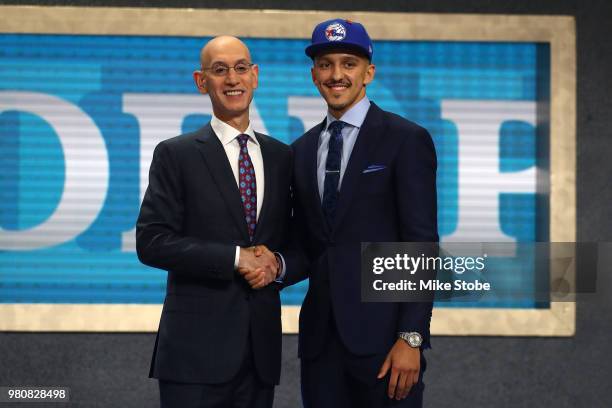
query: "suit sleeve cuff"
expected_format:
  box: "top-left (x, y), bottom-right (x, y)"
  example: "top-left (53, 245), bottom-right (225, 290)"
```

top-left (274, 252), bottom-right (286, 282)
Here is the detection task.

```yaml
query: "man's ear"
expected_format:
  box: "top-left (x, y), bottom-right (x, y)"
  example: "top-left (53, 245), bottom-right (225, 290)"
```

top-left (252, 64), bottom-right (259, 90)
top-left (193, 70), bottom-right (208, 95)
top-left (363, 63), bottom-right (376, 86)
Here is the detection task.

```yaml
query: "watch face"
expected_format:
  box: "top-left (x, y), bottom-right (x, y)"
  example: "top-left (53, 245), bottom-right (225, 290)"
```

top-left (408, 333), bottom-right (422, 347)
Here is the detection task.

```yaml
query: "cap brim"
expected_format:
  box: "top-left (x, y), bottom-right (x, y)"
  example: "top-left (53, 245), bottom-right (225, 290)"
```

top-left (305, 42), bottom-right (371, 60)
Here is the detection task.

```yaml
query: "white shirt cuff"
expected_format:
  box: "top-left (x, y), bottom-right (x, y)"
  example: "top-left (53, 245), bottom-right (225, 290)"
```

top-left (234, 246), bottom-right (240, 269)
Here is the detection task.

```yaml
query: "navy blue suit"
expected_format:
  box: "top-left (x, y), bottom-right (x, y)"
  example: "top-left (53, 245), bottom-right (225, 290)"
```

top-left (136, 124), bottom-right (292, 406)
top-left (284, 102), bottom-right (438, 407)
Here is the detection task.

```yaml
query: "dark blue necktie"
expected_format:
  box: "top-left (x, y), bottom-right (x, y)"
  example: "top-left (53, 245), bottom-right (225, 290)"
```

top-left (322, 120), bottom-right (346, 227)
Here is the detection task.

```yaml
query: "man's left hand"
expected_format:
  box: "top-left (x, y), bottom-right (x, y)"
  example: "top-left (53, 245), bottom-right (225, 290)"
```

top-left (377, 339), bottom-right (420, 400)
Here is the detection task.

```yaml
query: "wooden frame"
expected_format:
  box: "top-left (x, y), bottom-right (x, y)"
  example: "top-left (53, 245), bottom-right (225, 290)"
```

top-left (0, 6), bottom-right (576, 335)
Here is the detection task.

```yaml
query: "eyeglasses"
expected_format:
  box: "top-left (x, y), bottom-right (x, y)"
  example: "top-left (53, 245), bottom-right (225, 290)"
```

top-left (202, 62), bottom-right (255, 77)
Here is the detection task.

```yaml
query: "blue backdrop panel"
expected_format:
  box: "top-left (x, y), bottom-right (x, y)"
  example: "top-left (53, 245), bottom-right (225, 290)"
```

top-left (0, 34), bottom-right (548, 306)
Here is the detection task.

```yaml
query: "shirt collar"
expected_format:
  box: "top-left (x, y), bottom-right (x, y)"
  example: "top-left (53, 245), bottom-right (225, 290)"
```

top-left (325, 95), bottom-right (371, 131)
top-left (210, 115), bottom-right (258, 146)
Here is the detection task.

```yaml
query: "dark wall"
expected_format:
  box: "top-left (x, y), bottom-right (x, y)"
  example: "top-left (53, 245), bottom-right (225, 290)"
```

top-left (1, 1), bottom-right (611, 407)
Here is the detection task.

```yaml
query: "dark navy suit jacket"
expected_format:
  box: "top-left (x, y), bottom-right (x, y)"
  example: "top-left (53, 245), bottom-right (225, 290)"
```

top-left (136, 124), bottom-right (292, 385)
top-left (284, 102), bottom-right (438, 360)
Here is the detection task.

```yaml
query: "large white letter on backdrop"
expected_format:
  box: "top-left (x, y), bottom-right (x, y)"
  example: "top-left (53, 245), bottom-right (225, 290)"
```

top-left (0, 91), bottom-right (109, 250)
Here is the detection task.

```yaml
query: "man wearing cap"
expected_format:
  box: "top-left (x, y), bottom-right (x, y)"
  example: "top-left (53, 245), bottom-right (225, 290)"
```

top-left (136, 36), bottom-right (291, 407)
top-left (281, 19), bottom-right (438, 407)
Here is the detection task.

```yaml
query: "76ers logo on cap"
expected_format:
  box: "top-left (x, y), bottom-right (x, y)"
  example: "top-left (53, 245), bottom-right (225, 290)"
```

top-left (325, 23), bottom-right (346, 41)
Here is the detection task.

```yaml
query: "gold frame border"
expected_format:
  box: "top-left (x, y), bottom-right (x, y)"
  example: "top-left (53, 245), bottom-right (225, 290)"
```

top-left (0, 6), bottom-right (576, 336)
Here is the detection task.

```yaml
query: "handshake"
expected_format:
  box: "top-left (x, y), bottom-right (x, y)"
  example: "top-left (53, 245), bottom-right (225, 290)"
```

top-left (237, 245), bottom-right (280, 290)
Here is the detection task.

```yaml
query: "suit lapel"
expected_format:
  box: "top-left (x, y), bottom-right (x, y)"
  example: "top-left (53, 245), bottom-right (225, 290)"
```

top-left (194, 124), bottom-right (250, 242)
top-left (253, 132), bottom-right (274, 242)
top-left (333, 103), bottom-right (386, 232)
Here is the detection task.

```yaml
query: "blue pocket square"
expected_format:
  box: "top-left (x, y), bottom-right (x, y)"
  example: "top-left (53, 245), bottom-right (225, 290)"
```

top-left (362, 165), bottom-right (387, 174)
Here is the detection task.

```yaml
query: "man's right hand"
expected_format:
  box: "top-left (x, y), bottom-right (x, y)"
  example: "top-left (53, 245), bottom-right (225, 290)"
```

top-left (237, 246), bottom-right (279, 289)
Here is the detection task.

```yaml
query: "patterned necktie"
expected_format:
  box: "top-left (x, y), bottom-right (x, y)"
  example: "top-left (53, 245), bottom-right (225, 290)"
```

top-left (237, 134), bottom-right (257, 240)
top-left (322, 120), bottom-right (346, 227)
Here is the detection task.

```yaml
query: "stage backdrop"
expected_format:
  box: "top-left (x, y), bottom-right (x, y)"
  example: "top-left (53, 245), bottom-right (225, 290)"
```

top-left (0, 7), bottom-right (576, 335)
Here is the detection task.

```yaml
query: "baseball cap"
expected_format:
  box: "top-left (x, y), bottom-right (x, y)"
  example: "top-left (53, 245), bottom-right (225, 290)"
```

top-left (305, 18), bottom-right (373, 61)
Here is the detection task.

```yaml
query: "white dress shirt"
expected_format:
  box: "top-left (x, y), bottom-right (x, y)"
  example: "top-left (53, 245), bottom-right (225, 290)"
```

top-left (210, 115), bottom-right (265, 267)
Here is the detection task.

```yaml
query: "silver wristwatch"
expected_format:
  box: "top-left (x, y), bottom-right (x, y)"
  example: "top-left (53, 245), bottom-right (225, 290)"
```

top-left (398, 332), bottom-right (422, 348)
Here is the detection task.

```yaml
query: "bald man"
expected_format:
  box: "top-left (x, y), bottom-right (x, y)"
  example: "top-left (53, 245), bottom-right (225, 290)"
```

top-left (136, 36), bottom-right (292, 408)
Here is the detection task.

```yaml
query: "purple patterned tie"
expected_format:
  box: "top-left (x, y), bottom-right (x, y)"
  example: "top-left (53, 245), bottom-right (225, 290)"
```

top-left (237, 134), bottom-right (257, 240)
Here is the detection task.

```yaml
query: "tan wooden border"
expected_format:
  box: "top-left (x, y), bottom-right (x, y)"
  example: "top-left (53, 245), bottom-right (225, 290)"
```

top-left (0, 6), bottom-right (576, 335)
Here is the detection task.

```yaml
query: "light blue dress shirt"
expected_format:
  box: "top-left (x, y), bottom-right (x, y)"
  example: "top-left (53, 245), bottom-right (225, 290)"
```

top-left (279, 96), bottom-right (371, 283)
top-left (317, 96), bottom-right (371, 200)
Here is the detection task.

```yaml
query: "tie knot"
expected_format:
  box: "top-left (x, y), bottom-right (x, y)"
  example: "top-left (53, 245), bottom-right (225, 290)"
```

top-left (328, 120), bottom-right (345, 136)
top-left (237, 134), bottom-right (250, 147)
